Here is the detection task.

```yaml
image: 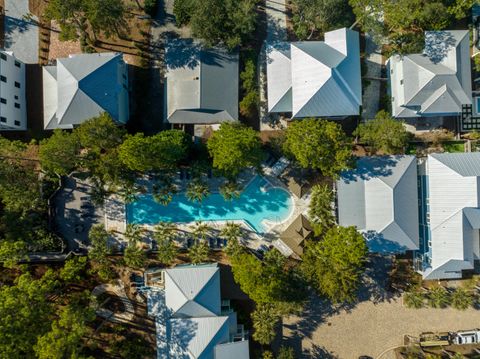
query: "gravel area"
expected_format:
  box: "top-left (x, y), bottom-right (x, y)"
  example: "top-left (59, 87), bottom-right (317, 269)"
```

top-left (47, 20), bottom-right (81, 60)
top-left (283, 258), bottom-right (480, 359)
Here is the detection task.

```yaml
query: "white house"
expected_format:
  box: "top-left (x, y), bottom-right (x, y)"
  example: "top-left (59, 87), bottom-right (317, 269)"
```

top-left (42, 52), bottom-right (129, 129)
top-left (0, 51), bottom-right (27, 130)
top-left (266, 28), bottom-right (362, 118)
top-left (147, 264), bottom-right (249, 359)
top-left (388, 30), bottom-right (472, 118)
top-left (422, 153), bottom-right (480, 280)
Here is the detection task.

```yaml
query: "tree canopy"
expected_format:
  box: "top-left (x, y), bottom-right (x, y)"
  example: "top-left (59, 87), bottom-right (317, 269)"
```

top-left (354, 110), bottom-right (410, 154)
top-left (291, 0), bottom-right (355, 39)
top-left (308, 184), bottom-right (336, 236)
top-left (174, 0), bottom-right (258, 49)
top-left (302, 226), bottom-right (368, 303)
top-left (44, 0), bottom-right (128, 44)
top-left (39, 130), bottom-right (80, 176)
top-left (207, 122), bottom-right (264, 178)
top-left (283, 118), bottom-right (352, 177)
top-left (118, 131), bottom-right (190, 172)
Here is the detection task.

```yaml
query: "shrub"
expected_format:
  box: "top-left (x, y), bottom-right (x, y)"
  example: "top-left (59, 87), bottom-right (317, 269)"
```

top-left (451, 287), bottom-right (473, 310)
top-left (403, 290), bottom-right (425, 309)
top-left (144, 0), bottom-right (158, 16)
top-left (427, 286), bottom-right (449, 308)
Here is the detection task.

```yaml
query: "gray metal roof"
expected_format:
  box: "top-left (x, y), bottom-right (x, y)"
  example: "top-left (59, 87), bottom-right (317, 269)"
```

top-left (337, 155), bottom-right (419, 253)
top-left (165, 39), bottom-right (238, 124)
top-left (214, 340), bottom-right (250, 359)
top-left (389, 30), bottom-right (472, 118)
top-left (430, 152), bottom-right (480, 177)
top-left (423, 259), bottom-right (473, 280)
top-left (267, 28), bottom-right (362, 118)
top-left (43, 52), bottom-right (128, 129)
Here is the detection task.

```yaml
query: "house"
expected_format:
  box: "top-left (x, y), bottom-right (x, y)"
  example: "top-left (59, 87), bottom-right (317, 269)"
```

top-left (165, 39), bottom-right (238, 131)
top-left (266, 28), bottom-right (362, 118)
top-left (42, 52), bottom-right (129, 130)
top-left (336, 156), bottom-right (419, 253)
top-left (147, 264), bottom-right (249, 359)
top-left (420, 153), bottom-right (480, 280)
top-left (0, 51), bottom-right (27, 130)
top-left (388, 30), bottom-right (472, 119)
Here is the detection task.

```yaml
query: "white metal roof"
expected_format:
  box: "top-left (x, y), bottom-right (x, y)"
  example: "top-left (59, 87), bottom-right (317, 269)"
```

top-left (266, 28), bottom-right (361, 118)
top-left (337, 155), bottom-right (419, 252)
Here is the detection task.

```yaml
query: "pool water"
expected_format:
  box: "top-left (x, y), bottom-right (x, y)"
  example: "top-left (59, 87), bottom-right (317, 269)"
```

top-left (126, 176), bottom-right (293, 233)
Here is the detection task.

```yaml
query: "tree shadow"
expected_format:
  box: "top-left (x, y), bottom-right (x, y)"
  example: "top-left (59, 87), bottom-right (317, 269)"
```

top-left (340, 155), bottom-right (401, 183)
top-left (423, 31), bottom-right (457, 65)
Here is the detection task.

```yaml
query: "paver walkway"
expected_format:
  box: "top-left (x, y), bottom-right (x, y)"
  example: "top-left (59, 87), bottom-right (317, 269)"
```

top-left (4, 0), bottom-right (38, 63)
top-left (259, 0), bottom-right (288, 131)
top-left (361, 34), bottom-right (383, 121)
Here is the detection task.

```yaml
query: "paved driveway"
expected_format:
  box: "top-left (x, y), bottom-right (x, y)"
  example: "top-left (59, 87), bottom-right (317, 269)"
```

top-left (283, 257), bottom-right (480, 359)
top-left (4, 0), bottom-right (39, 63)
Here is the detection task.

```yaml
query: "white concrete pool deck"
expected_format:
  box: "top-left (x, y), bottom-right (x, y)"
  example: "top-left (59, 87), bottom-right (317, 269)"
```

top-left (104, 172), bottom-right (310, 252)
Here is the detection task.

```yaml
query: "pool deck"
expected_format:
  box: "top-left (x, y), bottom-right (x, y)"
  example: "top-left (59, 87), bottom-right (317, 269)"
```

top-left (104, 170), bottom-right (310, 252)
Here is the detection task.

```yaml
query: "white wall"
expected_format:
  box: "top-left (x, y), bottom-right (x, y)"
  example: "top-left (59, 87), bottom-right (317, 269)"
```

top-left (0, 51), bottom-right (26, 130)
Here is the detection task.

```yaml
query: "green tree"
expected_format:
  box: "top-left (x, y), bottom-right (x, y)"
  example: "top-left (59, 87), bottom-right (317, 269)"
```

top-left (451, 287), bottom-right (473, 310)
top-left (239, 58), bottom-right (259, 118)
top-left (39, 130), bottom-right (80, 175)
top-left (283, 118), bottom-right (351, 177)
top-left (262, 351), bottom-right (275, 359)
top-left (156, 238), bottom-right (178, 266)
top-left (125, 223), bottom-right (144, 244)
top-left (301, 226), bottom-right (367, 303)
top-left (45, 0), bottom-right (127, 43)
top-left (119, 131), bottom-right (190, 172)
top-left (60, 256), bottom-right (87, 283)
top-left (308, 184), bottom-right (335, 236)
top-left (219, 180), bottom-right (242, 201)
top-left (354, 111), bottom-right (410, 154)
top-left (0, 272), bottom-right (56, 358)
top-left (124, 245), bottom-right (147, 269)
top-left (186, 180), bottom-right (210, 203)
top-left (75, 113), bottom-right (125, 153)
top-left (192, 221), bottom-right (211, 243)
top-left (175, 0), bottom-right (258, 49)
top-left (427, 286), bottom-right (449, 308)
top-left (152, 175), bottom-right (177, 206)
top-left (403, 289), bottom-right (425, 309)
top-left (291, 0), bottom-right (354, 39)
top-left (34, 301), bottom-right (95, 359)
top-left (207, 122), bottom-right (264, 178)
top-left (278, 346), bottom-right (296, 359)
top-left (188, 241), bottom-right (210, 264)
top-left (88, 224), bottom-right (110, 261)
top-left (251, 303), bottom-right (279, 345)
top-left (0, 240), bottom-right (27, 269)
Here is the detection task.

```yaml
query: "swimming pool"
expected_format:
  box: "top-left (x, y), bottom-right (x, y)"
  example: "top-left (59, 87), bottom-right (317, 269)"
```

top-left (126, 176), bottom-right (294, 233)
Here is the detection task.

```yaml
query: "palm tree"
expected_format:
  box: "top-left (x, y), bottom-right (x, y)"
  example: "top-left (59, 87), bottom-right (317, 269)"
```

top-left (219, 180), bottom-right (241, 201)
top-left (125, 223), bottom-right (143, 244)
top-left (192, 221), bottom-right (211, 243)
top-left (154, 221), bottom-right (178, 242)
top-left (220, 222), bottom-right (243, 256)
top-left (124, 245), bottom-right (147, 269)
top-left (186, 179), bottom-right (210, 203)
top-left (156, 238), bottom-right (178, 266)
top-left (252, 303), bottom-right (280, 345)
top-left (403, 289), bottom-right (425, 309)
top-left (188, 241), bottom-right (210, 264)
top-left (451, 287), bottom-right (473, 310)
top-left (427, 286), bottom-right (449, 308)
top-left (152, 176), bottom-right (177, 206)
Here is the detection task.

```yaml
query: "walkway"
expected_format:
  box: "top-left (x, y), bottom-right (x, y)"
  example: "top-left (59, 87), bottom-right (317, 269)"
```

top-left (361, 34), bottom-right (383, 121)
top-left (92, 280), bottom-right (135, 324)
top-left (4, 0), bottom-right (38, 63)
top-left (53, 174), bottom-right (104, 251)
top-left (259, 0), bottom-right (289, 131)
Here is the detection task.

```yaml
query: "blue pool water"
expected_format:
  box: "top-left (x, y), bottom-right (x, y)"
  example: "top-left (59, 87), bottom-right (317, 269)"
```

top-left (126, 176), bottom-right (293, 233)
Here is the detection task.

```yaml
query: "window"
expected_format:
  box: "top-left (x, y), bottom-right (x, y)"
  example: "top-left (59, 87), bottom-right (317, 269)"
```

top-left (14, 61), bottom-right (21, 68)
top-left (0, 117), bottom-right (6, 123)
top-left (0, 98), bottom-right (6, 104)
top-left (0, 53), bottom-right (6, 61)
top-left (391, 97), bottom-right (395, 102)
top-left (14, 95), bottom-right (18, 100)
top-left (14, 120), bottom-right (20, 126)
top-left (0, 76), bottom-right (6, 83)
top-left (14, 81), bottom-right (20, 89)
top-left (14, 103), bottom-right (20, 109)
top-left (400, 79), bottom-right (404, 85)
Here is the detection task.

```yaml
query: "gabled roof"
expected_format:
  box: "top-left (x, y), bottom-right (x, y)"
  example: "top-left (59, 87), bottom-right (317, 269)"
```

top-left (267, 28), bottom-right (361, 118)
top-left (337, 156), bottom-right (419, 253)
top-left (389, 30), bottom-right (472, 118)
top-left (430, 152), bottom-right (480, 177)
top-left (165, 264), bottom-right (221, 318)
top-left (43, 52), bottom-right (128, 129)
top-left (165, 39), bottom-right (238, 124)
